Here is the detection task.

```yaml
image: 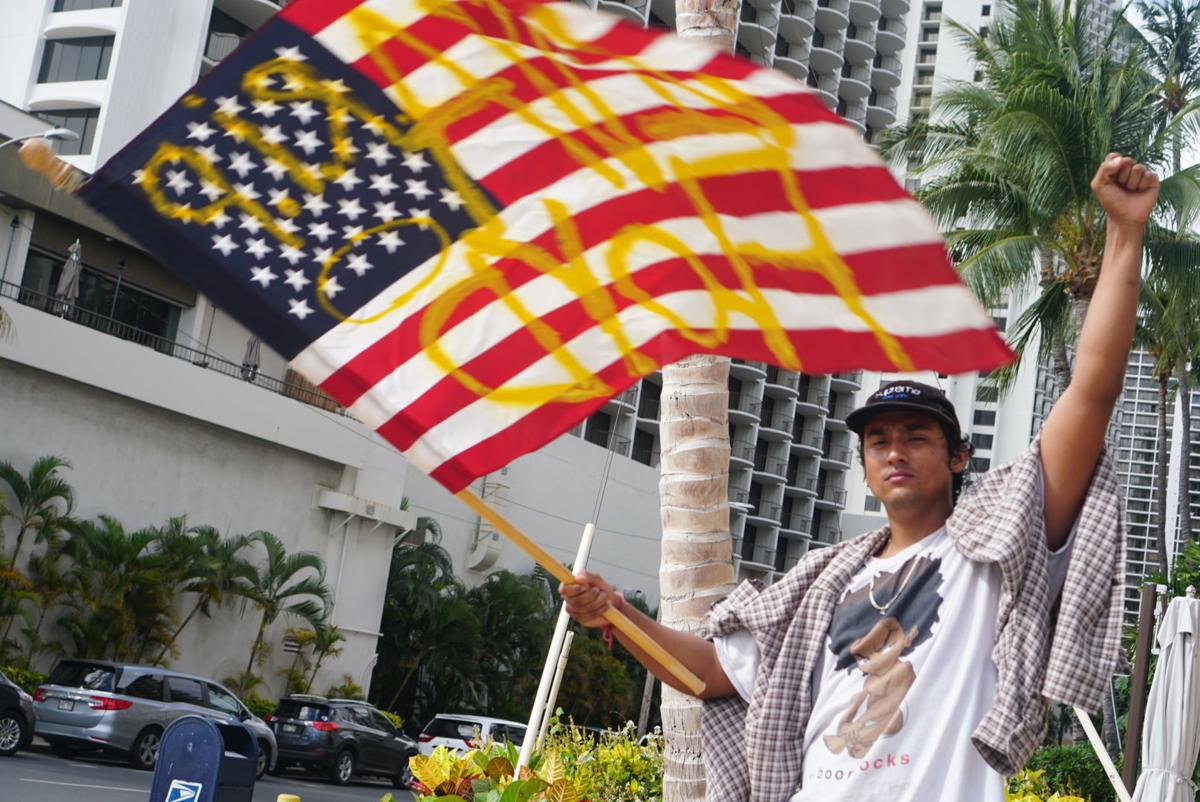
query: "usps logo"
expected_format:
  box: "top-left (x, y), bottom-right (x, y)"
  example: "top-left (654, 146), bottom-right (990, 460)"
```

top-left (165, 779), bottom-right (203, 802)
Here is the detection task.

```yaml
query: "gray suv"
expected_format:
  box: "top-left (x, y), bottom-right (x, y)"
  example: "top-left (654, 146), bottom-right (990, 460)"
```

top-left (33, 659), bottom-right (277, 776)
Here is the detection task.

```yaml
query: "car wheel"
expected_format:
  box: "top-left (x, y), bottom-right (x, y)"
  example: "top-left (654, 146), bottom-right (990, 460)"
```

top-left (255, 740), bottom-right (270, 779)
top-left (267, 759), bottom-right (288, 776)
top-left (393, 760), bottom-right (414, 789)
top-left (330, 749), bottom-right (355, 785)
top-left (0, 711), bottom-right (26, 756)
top-left (47, 740), bottom-right (77, 759)
top-left (128, 728), bottom-right (162, 770)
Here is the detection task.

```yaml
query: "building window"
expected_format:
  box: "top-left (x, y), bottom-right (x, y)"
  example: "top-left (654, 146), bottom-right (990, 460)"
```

top-left (976, 385), bottom-right (999, 402)
top-left (53, 0), bottom-right (121, 9)
top-left (974, 69), bottom-right (984, 82)
top-left (981, 3), bottom-right (991, 14)
top-left (971, 457), bottom-right (991, 473)
top-left (919, 46), bottom-right (937, 63)
top-left (979, 24), bottom-right (989, 37)
top-left (38, 36), bottom-right (114, 83)
top-left (865, 494), bottom-right (882, 512)
top-left (973, 409), bottom-right (997, 427)
top-left (971, 432), bottom-right (994, 451)
top-left (36, 108), bottom-right (100, 155)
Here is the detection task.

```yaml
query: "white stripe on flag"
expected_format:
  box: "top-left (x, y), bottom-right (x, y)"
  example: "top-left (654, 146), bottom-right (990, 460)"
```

top-left (397, 282), bottom-right (993, 473)
top-left (313, 0), bottom-right (430, 59)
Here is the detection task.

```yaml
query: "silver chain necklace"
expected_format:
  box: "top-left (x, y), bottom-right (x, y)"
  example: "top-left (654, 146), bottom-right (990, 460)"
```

top-left (868, 554), bottom-right (921, 614)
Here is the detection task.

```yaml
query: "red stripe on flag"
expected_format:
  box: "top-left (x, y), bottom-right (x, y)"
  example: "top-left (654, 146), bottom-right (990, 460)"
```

top-left (281, 0), bottom-right (368, 33)
top-left (350, 23), bottom-right (475, 85)
top-left (416, 325), bottom-right (1012, 491)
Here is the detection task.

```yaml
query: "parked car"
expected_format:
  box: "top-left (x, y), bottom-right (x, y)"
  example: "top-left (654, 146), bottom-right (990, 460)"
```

top-left (417, 713), bottom-right (527, 756)
top-left (32, 659), bottom-right (277, 776)
top-left (0, 669), bottom-right (35, 756)
top-left (268, 695), bottom-right (418, 787)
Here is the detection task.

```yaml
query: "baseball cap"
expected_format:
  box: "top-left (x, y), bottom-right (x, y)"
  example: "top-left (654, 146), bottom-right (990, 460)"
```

top-left (845, 381), bottom-right (961, 440)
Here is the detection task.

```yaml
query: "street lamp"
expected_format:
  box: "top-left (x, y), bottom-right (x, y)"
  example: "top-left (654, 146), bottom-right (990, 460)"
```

top-left (0, 127), bottom-right (80, 152)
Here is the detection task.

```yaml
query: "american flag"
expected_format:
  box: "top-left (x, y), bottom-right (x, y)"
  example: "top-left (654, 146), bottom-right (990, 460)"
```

top-left (81, 0), bottom-right (1012, 492)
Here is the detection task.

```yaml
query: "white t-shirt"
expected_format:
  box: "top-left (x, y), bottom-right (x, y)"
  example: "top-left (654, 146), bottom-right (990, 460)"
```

top-left (715, 526), bottom-right (1074, 801)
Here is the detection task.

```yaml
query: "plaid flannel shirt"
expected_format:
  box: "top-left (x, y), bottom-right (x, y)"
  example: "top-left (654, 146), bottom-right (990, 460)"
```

top-left (700, 435), bottom-right (1126, 802)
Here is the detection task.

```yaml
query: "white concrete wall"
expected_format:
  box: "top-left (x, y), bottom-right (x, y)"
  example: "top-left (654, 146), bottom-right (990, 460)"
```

top-left (0, 298), bottom-right (413, 696)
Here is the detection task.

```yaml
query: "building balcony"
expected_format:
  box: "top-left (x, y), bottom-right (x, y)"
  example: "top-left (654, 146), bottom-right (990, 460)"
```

top-left (785, 470), bottom-right (819, 496)
top-left (848, 0), bottom-right (881, 25)
top-left (796, 389), bottom-right (830, 416)
top-left (728, 391), bottom-right (762, 423)
top-left (881, 0), bottom-right (910, 15)
top-left (814, 485), bottom-right (848, 508)
top-left (747, 500), bottom-right (782, 524)
top-left (791, 425), bottom-right (824, 454)
top-left (729, 486), bottom-right (752, 510)
top-left (815, 0), bottom-right (850, 33)
top-left (730, 439), bottom-right (757, 467)
top-left (809, 40), bottom-right (845, 73)
top-left (812, 522), bottom-right (842, 543)
top-left (829, 370), bottom-right (863, 391)
top-left (759, 414), bottom-right (792, 441)
top-left (215, 0), bottom-right (289, 29)
top-left (866, 93), bottom-right (899, 127)
top-left (598, 0), bottom-right (648, 23)
top-left (871, 59), bottom-right (902, 89)
top-left (752, 453), bottom-right (789, 481)
top-left (764, 366), bottom-right (801, 396)
top-left (844, 116), bottom-right (867, 134)
top-left (774, 55), bottom-right (810, 81)
top-left (778, 12), bottom-right (816, 42)
top-left (875, 17), bottom-right (906, 53)
top-left (843, 35), bottom-right (875, 63)
top-left (636, 396), bottom-right (659, 421)
top-left (737, 21), bottom-right (778, 56)
top-left (838, 73), bottom-right (871, 101)
top-left (822, 445), bottom-right (854, 468)
top-left (731, 358), bottom-right (768, 379)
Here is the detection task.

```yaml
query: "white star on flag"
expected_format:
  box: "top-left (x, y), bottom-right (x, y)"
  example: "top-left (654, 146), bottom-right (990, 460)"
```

top-left (346, 253), bottom-right (373, 276)
top-left (287, 298), bottom-right (314, 319)
top-left (250, 265), bottom-right (277, 287)
top-left (405, 179), bottom-right (433, 200)
top-left (284, 268), bottom-right (311, 291)
top-left (211, 234), bottom-right (238, 256)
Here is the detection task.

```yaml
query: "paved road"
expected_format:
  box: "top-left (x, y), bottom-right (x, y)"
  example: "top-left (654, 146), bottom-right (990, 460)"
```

top-left (0, 746), bottom-right (415, 802)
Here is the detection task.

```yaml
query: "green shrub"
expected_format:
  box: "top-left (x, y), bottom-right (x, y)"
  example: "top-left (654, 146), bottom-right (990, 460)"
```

top-left (241, 693), bottom-right (276, 720)
top-left (1, 665), bottom-right (48, 695)
top-left (1022, 744), bottom-right (1116, 802)
top-left (380, 709), bottom-right (404, 730)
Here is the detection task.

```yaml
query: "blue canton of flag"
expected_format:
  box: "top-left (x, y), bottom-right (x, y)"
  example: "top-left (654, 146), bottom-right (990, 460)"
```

top-left (82, 20), bottom-right (497, 361)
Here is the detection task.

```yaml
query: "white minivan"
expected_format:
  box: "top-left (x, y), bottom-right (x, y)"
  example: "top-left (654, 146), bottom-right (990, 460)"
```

top-left (417, 713), bottom-right (527, 755)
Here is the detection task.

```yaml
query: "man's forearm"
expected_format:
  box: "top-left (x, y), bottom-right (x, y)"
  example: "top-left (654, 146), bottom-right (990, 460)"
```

top-left (1072, 221), bottom-right (1143, 403)
top-left (607, 604), bottom-right (737, 699)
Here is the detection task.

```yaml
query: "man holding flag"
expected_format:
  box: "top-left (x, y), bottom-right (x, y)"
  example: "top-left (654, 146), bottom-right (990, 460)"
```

top-left (562, 154), bottom-right (1155, 800)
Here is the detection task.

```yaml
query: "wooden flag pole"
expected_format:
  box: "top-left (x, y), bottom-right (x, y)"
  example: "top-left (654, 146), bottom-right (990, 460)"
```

top-left (455, 489), bottom-right (707, 696)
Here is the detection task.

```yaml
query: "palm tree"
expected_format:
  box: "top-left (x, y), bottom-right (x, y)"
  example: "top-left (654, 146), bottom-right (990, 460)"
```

top-left (879, 0), bottom-right (1189, 392)
top-left (59, 515), bottom-right (174, 661)
top-left (306, 620), bottom-right (346, 691)
top-left (0, 456), bottom-right (73, 567)
top-left (1134, 0), bottom-right (1200, 542)
top-left (154, 526), bottom-right (256, 664)
top-left (238, 532), bottom-right (329, 693)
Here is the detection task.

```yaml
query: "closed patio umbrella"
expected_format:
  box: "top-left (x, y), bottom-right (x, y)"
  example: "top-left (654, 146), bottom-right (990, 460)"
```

top-left (241, 334), bottom-right (261, 381)
top-left (1131, 587), bottom-right (1200, 802)
top-left (53, 238), bottom-right (82, 315)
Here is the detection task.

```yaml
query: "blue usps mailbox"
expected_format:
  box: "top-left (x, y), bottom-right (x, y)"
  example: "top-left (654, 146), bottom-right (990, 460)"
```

top-left (148, 716), bottom-right (258, 802)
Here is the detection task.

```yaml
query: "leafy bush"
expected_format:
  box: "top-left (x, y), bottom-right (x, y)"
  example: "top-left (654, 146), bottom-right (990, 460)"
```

top-left (241, 693), bottom-right (276, 720)
top-left (1007, 769), bottom-right (1086, 801)
top-left (1020, 745), bottom-right (1117, 802)
top-left (1, 665), bottom-right (47, 695)
top-left (395, 719), bottom-right (662, 802)
top-left (380, 709), bottom-right (404, 730)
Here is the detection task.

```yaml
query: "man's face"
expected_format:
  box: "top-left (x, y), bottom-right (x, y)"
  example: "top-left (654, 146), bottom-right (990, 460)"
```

top-left (861, 411), bottom-right (967, 514)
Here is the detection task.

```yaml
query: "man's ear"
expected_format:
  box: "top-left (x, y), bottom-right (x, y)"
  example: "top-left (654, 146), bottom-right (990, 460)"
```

top-left (950, 443), bottom-right (971, 474)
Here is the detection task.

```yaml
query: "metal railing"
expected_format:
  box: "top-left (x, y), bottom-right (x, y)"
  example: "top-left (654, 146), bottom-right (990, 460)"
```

top-left (823, 445), bottom-right (853, 464)
top-left (205, 32), bottom-right (243, 62)
top-left (728, 392), bottom-right (762, 417)
top-left (1, 279), bottom-right (347, 415)
top-left (753, 454), bottom-right (789, 476)
top-left (787, 470), bottom-right (819, 491)
top-left (793, 425), bottom-right (823, 449)
top-left (730, 439), bottom-right (757, 463)
top-left (751, 500), bottom-right (781, 519)
top-left (764, 366), bottom-right (800, 391)
top-left (819, 485), bottom-right (848, 505)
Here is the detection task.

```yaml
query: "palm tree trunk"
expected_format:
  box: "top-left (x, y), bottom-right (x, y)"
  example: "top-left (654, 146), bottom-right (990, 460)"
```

top-left (658, 354), bottom-right (735, 802)
top-left (676, 0), bottom-right (737, 49)
top-left (244, 611), bottom-right (269, 689)
top-left (1155, 374), bottom-right (1171, 575)
top-left (1178, 362), bottom-right (1195, 542)
top-left (156, 597), bottom-right (208, 664)
top-left (1051, 333), bottom-right (1073, 397)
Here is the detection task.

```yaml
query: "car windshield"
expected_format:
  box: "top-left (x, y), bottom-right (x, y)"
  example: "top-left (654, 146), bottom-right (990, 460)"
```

top-left (48, 661), bottom-right (117, 692)
top-left (275, 699), bottom-right (332, 722)
top-left (423, 717), bottom-right (478, 739)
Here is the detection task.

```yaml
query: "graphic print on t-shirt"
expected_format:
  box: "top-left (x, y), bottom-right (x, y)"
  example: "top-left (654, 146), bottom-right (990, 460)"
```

top-left (821, 554), bottom-right (944, 758)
